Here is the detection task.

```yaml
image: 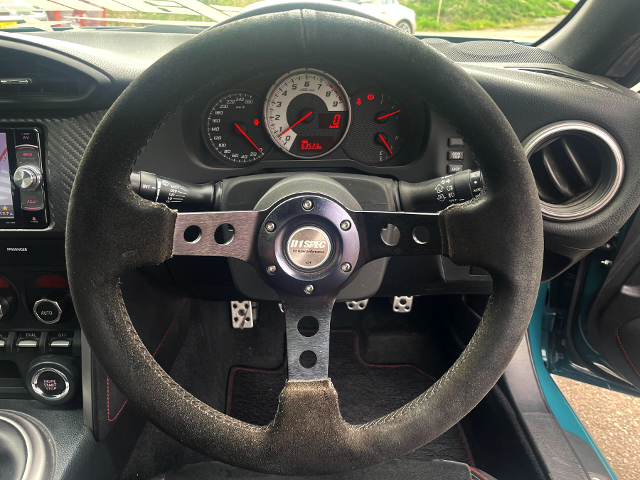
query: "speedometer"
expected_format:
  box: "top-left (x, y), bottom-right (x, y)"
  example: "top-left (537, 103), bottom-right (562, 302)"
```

top-left (202, 91), bottom-right (272, 165)
top-left (264, 69), bottom-right (351, 159)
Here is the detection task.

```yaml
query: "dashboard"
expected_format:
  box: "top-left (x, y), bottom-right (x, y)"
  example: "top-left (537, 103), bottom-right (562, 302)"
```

top-left (0, 29), bottom-right (639, 410)
top-left (200, 68), bottom-right (414, 165)
top-left (135, 64), bottom-right (474, 183)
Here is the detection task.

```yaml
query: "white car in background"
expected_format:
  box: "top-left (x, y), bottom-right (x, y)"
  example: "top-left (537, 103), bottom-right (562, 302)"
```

top-left (244, 0), bottom-right (417, 33)
top-left (347, 0), bottom-right (416, 33)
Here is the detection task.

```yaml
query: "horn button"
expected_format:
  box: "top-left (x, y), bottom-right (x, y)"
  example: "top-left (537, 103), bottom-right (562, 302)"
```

top-left (257, 195), bottom-right (361, 296)
top-left (286, 226), bottom-right (333, 271)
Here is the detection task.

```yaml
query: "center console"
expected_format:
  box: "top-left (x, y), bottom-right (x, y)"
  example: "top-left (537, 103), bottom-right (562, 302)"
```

top-left (0, 126), bottom-right (76, 406)
top-left (0, 127), bottom-right (48, 230)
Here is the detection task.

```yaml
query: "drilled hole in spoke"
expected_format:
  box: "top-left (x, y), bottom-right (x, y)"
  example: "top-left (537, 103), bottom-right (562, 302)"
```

top-left (298, 316), bottom-right (319, 337)
top-left (183, 225), bottom-right (201, 243)
top-left (299, 350), bottom-right (317, 369)
top-left (412, 225), bottom-right (430, 245)
top-left (214, 223), bottom-right (235, 245)
top-left (381, 224), bottom-right (400, 246)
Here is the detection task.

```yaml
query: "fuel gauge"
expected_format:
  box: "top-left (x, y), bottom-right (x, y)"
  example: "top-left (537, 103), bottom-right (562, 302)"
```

top-left (342, 91), bottom-right (409, 163)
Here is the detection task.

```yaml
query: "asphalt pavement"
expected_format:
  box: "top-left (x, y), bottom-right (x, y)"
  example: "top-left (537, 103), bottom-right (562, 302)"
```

top-left (553, 375), bottom-right (640, 480)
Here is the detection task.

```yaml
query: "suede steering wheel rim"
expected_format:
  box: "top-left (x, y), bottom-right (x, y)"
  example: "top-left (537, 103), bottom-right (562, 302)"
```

top-left (66, 7), bottom-right (543, 476)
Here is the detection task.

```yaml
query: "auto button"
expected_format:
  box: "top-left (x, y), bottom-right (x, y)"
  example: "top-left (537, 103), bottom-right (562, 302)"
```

top-left (33, 297), bottom-right (65, 324)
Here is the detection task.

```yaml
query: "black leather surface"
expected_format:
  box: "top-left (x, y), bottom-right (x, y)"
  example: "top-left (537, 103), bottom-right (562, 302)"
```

top-left (66, 5), bottom-right (542, 476)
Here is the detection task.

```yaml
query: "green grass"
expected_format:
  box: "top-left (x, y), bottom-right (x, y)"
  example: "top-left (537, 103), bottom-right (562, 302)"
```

top-left (59, 0), bottom-right (576, 33)
top-left (402, 0), bottom-right (576, 31)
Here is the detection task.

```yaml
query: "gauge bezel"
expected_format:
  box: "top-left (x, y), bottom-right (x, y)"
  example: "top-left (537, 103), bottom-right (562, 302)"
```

top-left (201, 90), bottom-right (272, 166)
top-left (263, 68), bottom-right (352, 160)
top-left (343, 89), bottom-right (410, 165)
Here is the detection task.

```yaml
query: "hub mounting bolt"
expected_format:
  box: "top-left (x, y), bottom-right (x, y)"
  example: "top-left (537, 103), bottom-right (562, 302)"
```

top-left (304, 284), bottom-right (314, 295)
top-left (340, 220), bottom-right (351, 231)
top-left (265, 221), bottom-right (276, 232)
top-left (302, 199), bottom-right (313, 211)
top-left (267, 265), bottom-right (277, 275)
top-left (341, 262), bottom-right (352, 272)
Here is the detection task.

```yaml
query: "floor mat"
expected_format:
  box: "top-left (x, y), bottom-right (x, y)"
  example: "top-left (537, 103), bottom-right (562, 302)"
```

top-left (150, 458), bottom-right (487, 480)
top-left (227, 330), bottom-right (472, 464)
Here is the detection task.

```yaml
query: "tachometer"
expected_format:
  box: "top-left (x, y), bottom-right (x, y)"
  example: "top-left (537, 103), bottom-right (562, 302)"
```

top-left (202, 91), bottom-right (272, 165)
top-left (264, 69), bottom-right (351, 159)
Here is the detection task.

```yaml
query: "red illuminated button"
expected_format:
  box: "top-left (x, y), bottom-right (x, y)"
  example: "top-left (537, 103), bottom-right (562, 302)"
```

top-left (20, 190), bottom-right (44, 210)
top-left (15, 145), bottom-right (40, 164)
top-left (34, 368), bottom-right (68, 399)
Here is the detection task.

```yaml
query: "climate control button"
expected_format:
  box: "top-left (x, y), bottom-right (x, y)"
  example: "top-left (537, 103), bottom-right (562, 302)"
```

top-left (33, 296), bottom-right (67, 324)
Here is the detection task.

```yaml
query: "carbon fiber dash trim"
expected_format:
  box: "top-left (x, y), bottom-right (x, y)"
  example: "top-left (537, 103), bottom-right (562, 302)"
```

top-left (0, 112), bottom-right (106, 232)
top-left (422, 38), bottom-right (562, 64)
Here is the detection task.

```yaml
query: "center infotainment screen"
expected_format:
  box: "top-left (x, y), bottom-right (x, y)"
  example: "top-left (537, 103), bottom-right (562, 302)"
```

top-left (0, 133), bottom-right (14, 219)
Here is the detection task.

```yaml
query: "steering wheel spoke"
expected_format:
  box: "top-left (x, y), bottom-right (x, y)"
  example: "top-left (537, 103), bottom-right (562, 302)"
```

top-left (172, 211), bottom-right (267, 265)
top-left (280, 293), bottom-right (335, 382)
top-left (354, 210), bottom-right (443, 263)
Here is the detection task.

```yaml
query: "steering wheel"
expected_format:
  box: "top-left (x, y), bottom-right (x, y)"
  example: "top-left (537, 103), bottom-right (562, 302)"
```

top-left (66, 5), bottom-right (543, 476)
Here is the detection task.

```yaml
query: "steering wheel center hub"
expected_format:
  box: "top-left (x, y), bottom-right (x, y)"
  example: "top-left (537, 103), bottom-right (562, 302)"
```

top-left (286, 225), bottom-right (333, 271)
top-left (257, 194), bottom-right (360, 296)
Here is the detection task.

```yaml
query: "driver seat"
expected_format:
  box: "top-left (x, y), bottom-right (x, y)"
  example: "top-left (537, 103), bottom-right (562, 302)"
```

top-left (151, 459), bottom-right (497, 480)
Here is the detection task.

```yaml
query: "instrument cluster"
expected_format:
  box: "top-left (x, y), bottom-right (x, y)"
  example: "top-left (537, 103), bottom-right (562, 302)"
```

top-left (200, 68), bottom-right (413, 166)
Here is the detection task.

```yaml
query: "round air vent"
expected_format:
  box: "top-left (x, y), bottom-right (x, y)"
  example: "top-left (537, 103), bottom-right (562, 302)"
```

top-left (523, 121), bottom-right (624, 221)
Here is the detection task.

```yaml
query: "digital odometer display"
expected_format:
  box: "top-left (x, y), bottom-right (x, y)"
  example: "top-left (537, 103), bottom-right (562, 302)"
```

top-left (264, 69), bottom-right (351, 159)
top-left (296, 136), bottom-right (334, 153)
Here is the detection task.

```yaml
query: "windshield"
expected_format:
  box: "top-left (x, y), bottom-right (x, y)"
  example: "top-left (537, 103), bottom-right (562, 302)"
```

top-left (0, 0), bottom-right (580, 42)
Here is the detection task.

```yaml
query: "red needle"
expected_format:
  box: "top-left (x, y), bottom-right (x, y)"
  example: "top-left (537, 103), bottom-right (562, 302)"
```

top-left (279, 111), bottom-right (312, 137)
top-left (377, 110), bottom-right (401, 120)
top-left (235, 123), bottom-right (262, 153)
top-left (379, 134), bottom-right (393, 155)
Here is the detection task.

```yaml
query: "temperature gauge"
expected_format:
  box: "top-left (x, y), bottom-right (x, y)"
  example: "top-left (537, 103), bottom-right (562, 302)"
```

top-left (342, 91), bottom-right (410, 163)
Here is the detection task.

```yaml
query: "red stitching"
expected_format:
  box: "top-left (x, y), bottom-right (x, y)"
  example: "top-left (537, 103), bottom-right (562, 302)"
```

top-left (457, 424), bottom-right (474, 467)
top-left (152, 299), bottom-right (187, 357)
top-left (616, 330), bottom-right (640, 378)
top-left (106, 377), bottom-right (127, 422)
top-left (107, 299), bottom-right (187, 422)
top-left (469, 467), bottom-right (489, 480)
